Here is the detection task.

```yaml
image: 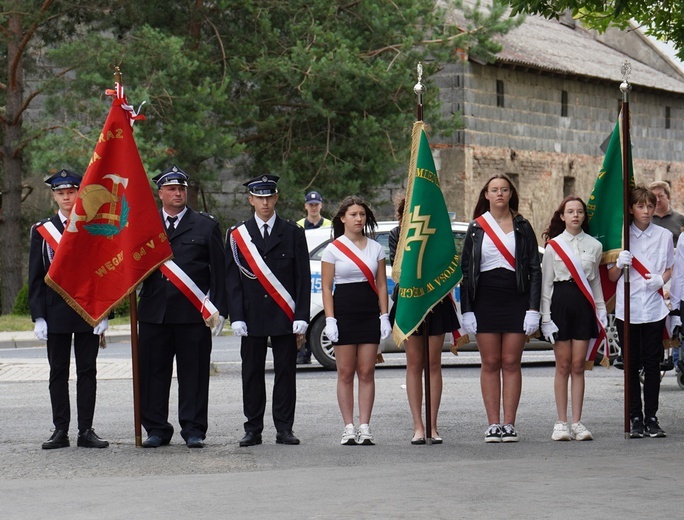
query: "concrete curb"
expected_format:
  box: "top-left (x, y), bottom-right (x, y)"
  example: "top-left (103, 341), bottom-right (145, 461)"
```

top-left (0, 325), bottom-right (132, 349)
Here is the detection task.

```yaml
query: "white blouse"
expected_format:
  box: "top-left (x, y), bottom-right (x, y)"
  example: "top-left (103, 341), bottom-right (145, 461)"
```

top-left (321, 236), bottom-right (385, 284)
top-left (540, 230), bottom-right (605, 322)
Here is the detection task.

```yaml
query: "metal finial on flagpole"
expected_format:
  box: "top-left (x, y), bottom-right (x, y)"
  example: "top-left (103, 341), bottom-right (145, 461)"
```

top-left (620, 61), bottom-right (632, 101)
top-left (414, 62), bottom-right (425, 121)
top-left (113, 65), bottom-right (122, 86)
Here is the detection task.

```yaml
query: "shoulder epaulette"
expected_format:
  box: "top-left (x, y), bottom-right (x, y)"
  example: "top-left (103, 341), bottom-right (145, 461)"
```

top-left (198, 211), bottom-right (217, 221)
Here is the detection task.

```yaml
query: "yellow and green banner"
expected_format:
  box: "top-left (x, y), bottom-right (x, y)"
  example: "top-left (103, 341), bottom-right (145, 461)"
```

top-left (391, 121), bottom-right (461, 345)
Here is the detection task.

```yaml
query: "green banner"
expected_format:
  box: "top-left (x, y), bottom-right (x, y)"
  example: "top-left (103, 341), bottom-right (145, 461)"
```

top-left (587, 111), bottom-right (634, 264)
top-left (392, 122), bottom-right (461, 344)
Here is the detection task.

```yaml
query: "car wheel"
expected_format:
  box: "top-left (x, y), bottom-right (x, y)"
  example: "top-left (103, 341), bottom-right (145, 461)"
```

top-left (308, 315), bottom-right (337, 370)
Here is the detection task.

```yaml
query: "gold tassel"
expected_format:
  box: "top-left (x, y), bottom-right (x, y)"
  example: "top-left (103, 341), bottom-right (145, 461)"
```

top-left (376, 353), bottom-right (385, 364)
top-left (450, 344), bottom-right (459, 356)
top-left (584, 360), bottom-right (595, 371)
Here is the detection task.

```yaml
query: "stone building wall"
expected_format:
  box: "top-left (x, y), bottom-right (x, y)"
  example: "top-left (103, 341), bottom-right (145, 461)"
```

top-left (432, 60), bottom-right (684, 238)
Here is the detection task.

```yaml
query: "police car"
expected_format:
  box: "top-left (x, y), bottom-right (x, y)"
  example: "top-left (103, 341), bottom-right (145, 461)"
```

top-left (304, 220), bottom-right (471, 369)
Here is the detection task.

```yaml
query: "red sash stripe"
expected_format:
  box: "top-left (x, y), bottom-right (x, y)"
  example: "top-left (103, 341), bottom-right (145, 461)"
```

top-left (476, 214), bottom-right (516, 269)
top-left (332, 238), bottom-right (379, 295)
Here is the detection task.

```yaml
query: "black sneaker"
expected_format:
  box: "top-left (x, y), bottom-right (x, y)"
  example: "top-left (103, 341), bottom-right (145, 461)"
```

top-left (644, 417), bottom-right (666, 438)
top-left (630, 417), bottom-right (644, 438)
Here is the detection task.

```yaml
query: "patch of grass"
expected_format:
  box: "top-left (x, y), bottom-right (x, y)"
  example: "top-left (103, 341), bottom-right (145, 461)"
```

top-left (0, 314), bottom-right (34, 332)
top-left (0, 314), bottom-right (130, 332)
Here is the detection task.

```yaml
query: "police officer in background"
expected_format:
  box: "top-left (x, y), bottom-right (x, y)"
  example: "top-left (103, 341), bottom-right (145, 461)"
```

top-left (296, 191), bottom-right (332, 230)
top-left (137, 165), bottom-right (227, 449)
top-left (28, 170), bottom-right (110, 449)
top-left (226, 175), bottom-right (311, 446)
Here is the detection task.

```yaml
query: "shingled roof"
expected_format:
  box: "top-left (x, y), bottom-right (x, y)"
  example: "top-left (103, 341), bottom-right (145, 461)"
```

top-left (452, 1), bottom-right (684, 95)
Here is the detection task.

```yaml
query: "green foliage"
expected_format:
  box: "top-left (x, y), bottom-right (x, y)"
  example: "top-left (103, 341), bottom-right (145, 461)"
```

top-left (504, 1), bottom-right (684, 59)
top-left (22, 0), bottom-right (522, 214)
top-left (12, 283), bottom-right (30, 316)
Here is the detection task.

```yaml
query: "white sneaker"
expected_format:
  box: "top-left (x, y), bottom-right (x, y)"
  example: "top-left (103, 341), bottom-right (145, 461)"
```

top-left (571, 421), bottom-right (593, 441)
top-left (357, 423), bottom-right (375, 445)
top-left (551, 421), bottom-right (571, 441)
top-left (341, 423), bottom-right (356, 445)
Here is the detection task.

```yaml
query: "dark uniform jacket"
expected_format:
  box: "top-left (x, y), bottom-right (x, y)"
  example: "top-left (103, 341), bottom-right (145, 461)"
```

top-left (28, 214), bottom-right (93, 334)
top-left (226, 216), bottom-right (311, 336)
top-left (138, 207), bottom-right (228, 324)
top-left (460, 214), bottom-right (541, 313)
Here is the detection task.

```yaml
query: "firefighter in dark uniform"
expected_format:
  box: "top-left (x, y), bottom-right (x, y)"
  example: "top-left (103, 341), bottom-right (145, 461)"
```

top-left (28, 170), bottom-right (110, 449)
top-left (226, 175), bottom-right (311, 446)
top-left (137, 165), bottom-right (228, 449)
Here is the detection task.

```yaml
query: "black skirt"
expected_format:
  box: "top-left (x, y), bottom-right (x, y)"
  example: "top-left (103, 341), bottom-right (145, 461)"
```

top-left (389, 289), bottom-right (460, 336)
top-left (473, 268), bottom-right (528, 333)
top-left (551, 281), bottom-right (598, 341)
top-left (333, 282), bottom-right (380, 345)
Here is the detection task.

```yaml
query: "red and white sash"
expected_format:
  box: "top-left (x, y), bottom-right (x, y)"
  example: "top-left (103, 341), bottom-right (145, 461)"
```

top-left (231, 225), bottom-right (296, 322)
top-left (159, 261), bottom-right (219, 328)
top-left (630, 254), bottom-right (673, 342)
top-left (330, 236), bottom-right (378, 295)
top-left (476, 212), bottom-right (515, 269)
top-left (548, 238), bottom-right (607, 364)
top-left (447, 292), bottom-right (469, 348)
top-left (36, 221), bottom-right (62, 252)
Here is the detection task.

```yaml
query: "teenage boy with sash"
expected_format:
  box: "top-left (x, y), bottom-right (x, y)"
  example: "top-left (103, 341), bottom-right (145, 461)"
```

top-left (226, 174), bottom-right (311, 447)
top-left (137, 165), bottom-right (228, 449)
top-left (28, 170), bottom-right (110, 449)
top-left (608, 184), bottom-right (675, 438)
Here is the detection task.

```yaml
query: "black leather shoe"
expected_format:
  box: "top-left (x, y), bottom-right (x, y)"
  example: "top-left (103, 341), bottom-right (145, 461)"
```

top-left (42, 430), bottom-right (70, 450)
top-left (77, 428), bottom-right (109, 448)
top-left (142, 435), bottom-right (163, 448)
top-left (186, 436), bottom-right (204, 448)
top-left (276, 430), bottom-right (300, 445)
top-left (239, 431), bottom-right (262, 447)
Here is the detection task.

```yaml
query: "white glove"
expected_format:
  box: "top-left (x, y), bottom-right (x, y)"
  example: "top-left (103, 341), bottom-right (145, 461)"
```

top-left (598, 309), bottom-right (608, 329)
top-left (616, 250), bottom-right (633, 269)
top-left (325, 317), bottom-right (339, 343)
top-left (541, 320), bottom-right (559, 344)
top-left (293, 320), bottom-right (308, 335)
top-left (212, 315), bottom-right (226, 336)
top-left (645, 273), bottom-right (664, 291)
top-left (231, 320), bottom-right (248, 337)
top-left (93, 317), bottom-right (109, 336)
top-left (380, 313), bottom-right (392, 340)
top-left (462, 312), bottom-right (477, 336)
top-left (34, 318), bottom-right (48, 341)
top-left (523, 310), bottom-right (540, 336)
top-left (669, 315), bottom-right (682, 337)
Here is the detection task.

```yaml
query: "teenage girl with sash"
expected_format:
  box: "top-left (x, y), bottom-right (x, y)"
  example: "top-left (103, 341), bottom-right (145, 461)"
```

top-left (540, 196), bottom-right (606, 441)
top-left (460, 174), bottom-right (541, 443)
top-left (389, 194), bottom-right (459, 445)
top-left (321, 196), bottom-right (391, 445)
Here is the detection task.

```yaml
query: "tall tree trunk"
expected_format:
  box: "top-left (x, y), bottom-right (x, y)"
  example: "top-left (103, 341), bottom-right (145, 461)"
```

top-left (1, 12), bottom-right (25, 314)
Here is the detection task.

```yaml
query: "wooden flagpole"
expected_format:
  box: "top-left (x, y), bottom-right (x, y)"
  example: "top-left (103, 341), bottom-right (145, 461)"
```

top-left (414, 63), bottom-right (433, 445)
top-left (620, 65), bottom-right (632, 438)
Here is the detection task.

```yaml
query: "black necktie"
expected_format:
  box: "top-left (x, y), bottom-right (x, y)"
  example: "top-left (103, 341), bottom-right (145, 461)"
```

top-left (263, 223), bottom-right (270, 244)
top-left (167, 216), bottom-right (178, 237)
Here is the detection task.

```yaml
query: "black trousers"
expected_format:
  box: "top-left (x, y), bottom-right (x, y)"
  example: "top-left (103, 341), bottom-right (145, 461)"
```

top-left (46, 331), bottom-right (100, 433)
top-left (616, 318), bottom-right (666, 420)
top-left (241, 334), bottom-right (297, 434)
top-left (138, 322), bottom-right (212, 441)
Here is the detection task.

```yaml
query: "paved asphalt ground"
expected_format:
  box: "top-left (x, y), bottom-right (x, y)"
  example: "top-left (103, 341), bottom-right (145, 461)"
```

top-left (0, 329), bottom-right (682, 519)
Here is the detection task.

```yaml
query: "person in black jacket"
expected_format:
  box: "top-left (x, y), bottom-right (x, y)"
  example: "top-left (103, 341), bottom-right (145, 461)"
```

top-left (460, 174), bottom-right (541, 443)
top-left (28, 170), bottom-right (110, 449)
top-left (226, 175), bottom-right (311, 447)
top-left (137, 165), bottom-right (228, 449)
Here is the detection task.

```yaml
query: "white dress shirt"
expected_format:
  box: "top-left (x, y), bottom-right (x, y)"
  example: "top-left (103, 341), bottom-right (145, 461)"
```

top-left (612, 222), bottom-right (674, 323)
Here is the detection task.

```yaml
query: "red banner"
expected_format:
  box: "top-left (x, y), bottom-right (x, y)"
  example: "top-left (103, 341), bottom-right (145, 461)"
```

top-left (46, 86), bottom-right (172, 326)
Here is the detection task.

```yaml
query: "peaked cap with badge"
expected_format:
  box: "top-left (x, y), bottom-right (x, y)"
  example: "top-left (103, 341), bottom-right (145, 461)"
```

top-left (244, 174), bottom-right (279, 197)
top-left (44, 169), bottom-right (82, 191)
top-left (152, 165), bottom-right (189, 189)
